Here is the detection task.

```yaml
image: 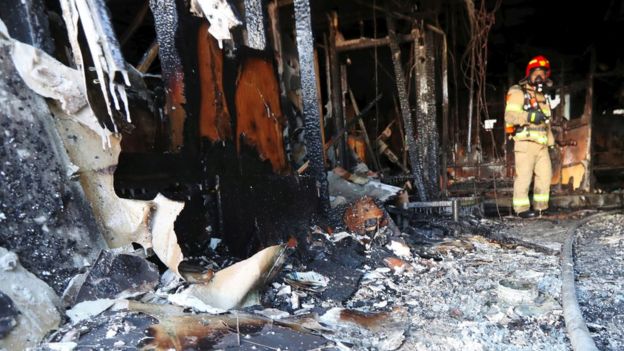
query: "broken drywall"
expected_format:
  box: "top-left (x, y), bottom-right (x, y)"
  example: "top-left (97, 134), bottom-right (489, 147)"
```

top-left (171, 244), bottom-right (288, 310)
top-left (0, 19), bottom-right (106, 294)
top-left (59, 0), bottom-right (131, 133)
top-left (9, 32), bottom-right (186, 275)
top-left (190, 0), bottom-right (241, 48)
top-left (0, 248), bottom-right (61, 350)
top-left (73, 251), bottom-right (160, 304)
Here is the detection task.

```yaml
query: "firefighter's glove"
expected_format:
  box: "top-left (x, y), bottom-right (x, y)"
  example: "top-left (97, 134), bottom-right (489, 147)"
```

top-left (527, 110), bottom-right (547, 124)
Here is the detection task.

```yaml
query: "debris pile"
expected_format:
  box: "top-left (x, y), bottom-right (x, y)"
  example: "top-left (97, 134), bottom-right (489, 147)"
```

top-left (575, 213), bottom-right (624, 350)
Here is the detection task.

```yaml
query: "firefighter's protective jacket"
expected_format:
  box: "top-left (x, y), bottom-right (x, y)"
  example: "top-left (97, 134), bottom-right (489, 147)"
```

top-left (504, 84), bottom-right (555, 146)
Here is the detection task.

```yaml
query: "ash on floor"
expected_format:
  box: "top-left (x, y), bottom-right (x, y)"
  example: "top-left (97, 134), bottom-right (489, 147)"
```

top-left (575, 213), bottom-right (624, 351)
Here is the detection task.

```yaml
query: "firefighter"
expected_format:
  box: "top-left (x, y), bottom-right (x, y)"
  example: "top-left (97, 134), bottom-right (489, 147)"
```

top-left (504, 56), bottom-right (555, 218)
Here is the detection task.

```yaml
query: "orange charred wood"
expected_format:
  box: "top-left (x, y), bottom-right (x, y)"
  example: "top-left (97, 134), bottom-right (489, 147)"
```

top-left (197, 22), bottom-right (232, 142)
top-left (235, 57), bottom-right (288, 173)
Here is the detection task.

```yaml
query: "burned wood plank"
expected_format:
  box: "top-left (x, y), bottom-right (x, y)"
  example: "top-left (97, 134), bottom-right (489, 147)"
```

top-left (426, 25), bottom-right (450, 195)
top-left (197, 22), bottom-right (232, 142)
top-left (328, 11), bottom-right (347, 167)
top-left (235, 57), bottom-right (288, 173)
top-left (385, 14), bottom-right (427, 201)
top-left (324, 93), bottom-right (382, 151)
top-left (293, 0), bottom-right (330, 211)
top-left (413, 27), bottom-right (440, 198)
top-left (136, 40), bottom-right (159, 73)
top-left (150, 0), bottom-right (187, 152)
top-left (348, 88), bottom-right (381, 172)
top-left (335, 33), bottom-right (416, 52)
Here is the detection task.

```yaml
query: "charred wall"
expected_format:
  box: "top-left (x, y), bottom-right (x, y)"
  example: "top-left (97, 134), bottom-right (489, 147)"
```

top-left (113, 1), bottom-right (322, 258)
top-left (0, 39), bottom-right (106, 294)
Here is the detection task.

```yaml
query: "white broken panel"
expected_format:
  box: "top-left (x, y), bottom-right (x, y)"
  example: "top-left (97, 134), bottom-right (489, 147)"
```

top-left (59, 0), bottom-right (131, 131)
top-left (66, 299), bottom-right (117, 324)
top-left (11, 41), bottom-right (86, 114)
top-left (151, 194), bottom-right (185, 277)
top-left (49, 104), bottom-right (185, 275)
top-left (190, 0), bottom-right (241, 48)
top-left (9, 29), bottom-right (113, 148)
top-left (167, 289), bottom-right (226, 314)
top-left (173, 244), bottom-right (286, 310)
top-left (243, 0), bottom-right (266, 50)
top-left (0, 248), bottom-right (61, 351)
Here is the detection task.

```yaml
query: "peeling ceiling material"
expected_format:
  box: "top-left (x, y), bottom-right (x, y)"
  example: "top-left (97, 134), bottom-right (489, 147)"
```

top-left (11, 41), bottom-right (86, 114)
top-left (171, 244), bottom-right (288, 311)
top-left (51, 108), bottom-right (185, 269)
top-left (59, 0), bottom-right (131, 138)
top-left (11, 36), bottom-right (186, 274)
top-left (0, 247), bottom-right (61, 351)
top-left (150, 194), bottom-right (185, 277)
top-left (190, 0), bottom-right (241, 49)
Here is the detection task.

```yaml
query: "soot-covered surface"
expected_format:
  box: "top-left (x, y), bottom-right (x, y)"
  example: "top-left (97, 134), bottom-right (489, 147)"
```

top-left (575, 213), bottom-right (624, 351)
top-left (0, 43), bottom-right (104, 295)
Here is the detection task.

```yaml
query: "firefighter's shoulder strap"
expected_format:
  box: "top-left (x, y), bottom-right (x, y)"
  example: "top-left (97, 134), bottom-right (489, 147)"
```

top-left (505, 85), bottom-right (528, 126)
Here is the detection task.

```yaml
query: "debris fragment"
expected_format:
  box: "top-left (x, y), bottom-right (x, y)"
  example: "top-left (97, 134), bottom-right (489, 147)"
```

top-left (172, 244), bottom-right (288, 310)
top-left (497, 279), bottom-right (538, 305)
top-left (0, 292), bottom-right (18, 338)
top-left (284, 271), bottom-right (330, 293)
top-left (151, 194), bottom-right (185, 277)
top-left (386, 240), bottom-right (411, 259)
top-left (344, 196), bottom-right (384, 234)
top-left (167, 289), bottom-right (226, 314)
top-left (73, 251), bottom-right (159, 304)
top-left (66, 299), bottom-right (117, 324)
top-left (319, 307), bottom-right (409, 350)
top-left (0, 248), bottom-right (60, 350)
top-left (328, 170), bottom-right (402, 203)
top-left (190, 0), bottom-right (241, 48)
top-left (383, 257), bottom-right (411, 274)
top-left (256, 308), bottom-right (290, 320)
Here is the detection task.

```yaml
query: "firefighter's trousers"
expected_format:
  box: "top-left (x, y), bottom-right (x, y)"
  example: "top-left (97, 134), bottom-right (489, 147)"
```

top-left (513, 140), bottom-right (552, 213)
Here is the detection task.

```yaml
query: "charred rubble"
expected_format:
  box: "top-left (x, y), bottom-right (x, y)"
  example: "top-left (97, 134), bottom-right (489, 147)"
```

top-left (1, 0), bottom-right (624, 350)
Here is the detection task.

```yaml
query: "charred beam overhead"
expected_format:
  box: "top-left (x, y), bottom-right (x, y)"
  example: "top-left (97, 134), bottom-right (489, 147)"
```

top-left (335, 33), bottom-right (416, 52)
